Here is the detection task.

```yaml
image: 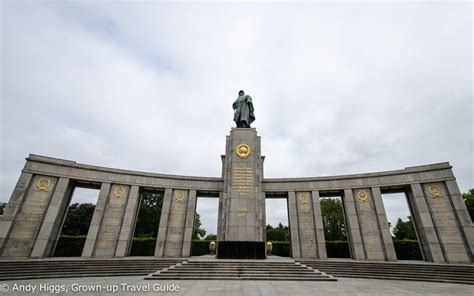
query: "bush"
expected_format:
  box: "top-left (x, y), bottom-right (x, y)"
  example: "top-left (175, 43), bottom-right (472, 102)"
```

top-left (130, 237), bottom-right (157, 256)
top-left (270, 241), bottom-right (291, 257)
top-left (53, 235), bottom-right (86, 257)
top-left (191, 240), bottom-right (213, 256)
top-left (394, 239), bottom-right (422, 260)
top-left (326, 240), bottom-right (350, 258)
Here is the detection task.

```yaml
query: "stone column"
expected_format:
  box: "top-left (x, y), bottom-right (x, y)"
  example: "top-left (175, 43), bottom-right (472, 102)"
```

top-left (82, 182), bottom-right (111, 257)
top-left (2, 175), bottom-right (58, 258)
top-left (371, 187), bottom-right (397, 261)
top-left (217, 128), bottom-right (266, 259)
top-left (0, 172), bottom-right (33, 255)
top-left (343, 189), bottom-right (365, 260)
top-left (217, 191), bottom-right (226, 242)
top-left (91, 184), bottom-right (130, 257)
top-left (312, 190), bottom-right (327, 260)
top-left (288, 191), bottom-right (301, 258)
top-left (445, 180), bottom-right (474, 261)
top-left (407, 183), bottom-right (445, 263)
top-left (352, 188), bottom-right (386, 261)
top-left (30, 177), bottom-right (72, 258)
top-left (181, 190), bottom-right (197, 257)
top-left (154, 189), bottom-right (193, 257)
top-left (422, 182), bottom-right (471, 263)
top-left (115, 185), bottom-right (140, 257)
top-left (155, 188), bottom-right (172, 257)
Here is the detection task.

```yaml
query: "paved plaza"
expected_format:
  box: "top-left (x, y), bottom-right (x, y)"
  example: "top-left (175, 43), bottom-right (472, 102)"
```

top-left (1, 276), bottom-right (473, 296)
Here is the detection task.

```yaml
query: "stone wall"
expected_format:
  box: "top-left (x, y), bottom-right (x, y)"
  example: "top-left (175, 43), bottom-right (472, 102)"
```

top-left (0, 152), bottom-right (472, 263)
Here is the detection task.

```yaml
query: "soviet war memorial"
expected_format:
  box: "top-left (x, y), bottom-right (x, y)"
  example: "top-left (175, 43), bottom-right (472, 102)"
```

top-left (1, 2), bottom-right (473, 296)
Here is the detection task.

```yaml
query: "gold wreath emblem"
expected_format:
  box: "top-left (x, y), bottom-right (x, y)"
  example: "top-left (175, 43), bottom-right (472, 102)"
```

top-left (357, 191), bottom-right (368, 202)
top-left (428, 185), bottom-right (442, 198)
top-left (298, 193), bottom-right (310, 204)
top-left (175, 191), bottom-right (185, 203)
top-left (236, 144), bottom-right (251, 159)
top-left (114, 186), bottom-right (125, 198)
top-left (36, 178), bottom-right (51, 191)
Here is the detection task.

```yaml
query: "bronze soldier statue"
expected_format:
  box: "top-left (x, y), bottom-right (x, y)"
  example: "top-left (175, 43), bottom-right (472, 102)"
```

top-left (233, 90), bottom-right (255, 128)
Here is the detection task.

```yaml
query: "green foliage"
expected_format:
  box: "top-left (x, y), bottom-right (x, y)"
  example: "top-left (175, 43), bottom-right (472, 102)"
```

top-left (61, 203), bottom-right (95, 236)
top-left (129, 237), bottom-right (157, 256)
top-left (394, 239), bottom-right (422, 260)
top-left (0, 202), bottom-right (6, 215)
top-left (326, 241), bottom-right (351, 258)
top-left (393, 216), bottom-right (417, 240)
top-left (462, 188), bottom-right (474, 222)
top-left (133, 192), bottom-right (163, 238)
top-left (53, 235), bottom-right (86, 257)
top-left (320, 198), bottom-right (347, 241)
top-left (270, 241), bottom-right (291, 257)
top-left (204, 234), bottom-right (217, 241)
top-left (191, 240), bottom-right (212, 256)
top-left (192, 213), bottom-right (206, 240)
top-left (266, 223), bottom-right (289, 241)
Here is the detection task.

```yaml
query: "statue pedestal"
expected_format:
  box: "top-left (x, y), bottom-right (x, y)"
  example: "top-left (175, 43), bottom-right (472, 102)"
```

top-left (217, 128), bottom-right (266, 259)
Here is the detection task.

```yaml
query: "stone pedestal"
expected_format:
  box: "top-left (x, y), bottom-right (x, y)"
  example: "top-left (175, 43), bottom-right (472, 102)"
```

top-left (217, 128), bottom-right (266, 259)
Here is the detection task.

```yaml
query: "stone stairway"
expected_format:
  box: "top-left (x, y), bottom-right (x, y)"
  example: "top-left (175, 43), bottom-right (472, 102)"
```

top-left (145, 259), bottom-right (337, 281)
top-left (297, 260), bottom-right (474, 285)
top-left (0, 258), bottom-right (184, 281)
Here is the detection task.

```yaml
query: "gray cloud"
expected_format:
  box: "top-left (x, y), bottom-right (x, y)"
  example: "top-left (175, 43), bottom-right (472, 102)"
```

top-left (1, 2), bottom-right (472, 235)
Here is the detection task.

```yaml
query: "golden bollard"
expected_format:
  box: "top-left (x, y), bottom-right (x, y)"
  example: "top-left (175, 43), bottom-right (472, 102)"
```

top-left (266, 241), bottom-right (272, 256)
top-left (209, 241), bottom-right (216, 255)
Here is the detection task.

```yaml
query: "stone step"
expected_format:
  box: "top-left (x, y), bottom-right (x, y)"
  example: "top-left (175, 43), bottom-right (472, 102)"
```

top-left (297, 260), bottom-right (474, 285)
top-left (0, 259), bottom-right (185, 281)
top-left (1, 272), bottom-right (153, 281)
top-left (302, 264), bottom-right (474, 270)
top-left (304, 267), bottom-right (474, 277)
top-left (298, 261), bottom-right (474, 269)
top-left (333, 274), bottom-right (473, 285)
top-left (172, 266), bottom-right (310, 270)
top-left (0, 268), bottom-right (169, 275)
top-left (322, 272), bottom-right (473, 281)
top-left (0, 264), bottom-right (173, 271)
top-left (299, 265), bottom-right (474, 272)
top-left (0, 262), bottom-right (181, 267)
top-left (146, 276), bottom-right (337, 281)
top-left (145, 260), bottom-right (336, 281)
top-left (159, 271), bottom-right (322, 275)
top-left (147, 272), bottom-right (333, 278)
top-left (161, 269), bottom-right (320, 273)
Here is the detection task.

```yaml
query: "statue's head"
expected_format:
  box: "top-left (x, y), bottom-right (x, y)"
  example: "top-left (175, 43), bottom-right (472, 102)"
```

top-left (238, 90), bottom-right (245, 96)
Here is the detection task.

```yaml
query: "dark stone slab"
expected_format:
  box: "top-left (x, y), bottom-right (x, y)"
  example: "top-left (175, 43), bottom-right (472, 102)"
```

top-left (217, 241), bottom-right (266, 259)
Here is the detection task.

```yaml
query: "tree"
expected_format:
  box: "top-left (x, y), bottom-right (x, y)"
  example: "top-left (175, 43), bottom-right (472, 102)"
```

top-left (193, 213), bottom-right (206, 240)
top-left (462, 188), bottom-right (474, 222)
top-left (133, 192), bottom-right (163, 238)
top-left (0, 202), bottom-right (6, 216)
top-left (393, 216), bottom-right (417, 240)
top-left (320, 198), bottom-right (347, 241)
top-left (266, 223), bottom-right (289, 241)
top-left (204, 234), bottom-right (217, 241)
top-left (61, 203), bottom-right (96, 236)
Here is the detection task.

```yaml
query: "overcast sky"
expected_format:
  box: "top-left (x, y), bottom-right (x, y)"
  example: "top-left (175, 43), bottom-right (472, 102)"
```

top-left (1, 2), bottom-right (472, 235)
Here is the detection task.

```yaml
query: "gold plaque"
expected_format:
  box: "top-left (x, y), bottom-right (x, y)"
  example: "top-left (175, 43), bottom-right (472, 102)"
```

top-left (298, 193), bottom-right (310, 204)
top-left (36, 178), bottom-right (51, 191)
top-left (114, 186), bottom-right (125, 198)
top-left (237, 207), bottom-right (248, 217)
top-left (357, 191), bottom-right (368, 202)
top-left (428, 185), bottom-right (442, 198)
top-left (236, 144), bottom-right (251, 159)
top-left (175, 191), bottom-right (185, 203)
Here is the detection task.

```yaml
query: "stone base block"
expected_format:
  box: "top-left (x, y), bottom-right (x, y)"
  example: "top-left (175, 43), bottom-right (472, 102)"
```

top-left (217, 241), bottom-right (266, 259)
